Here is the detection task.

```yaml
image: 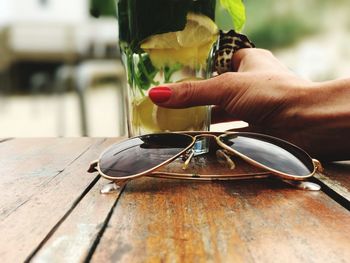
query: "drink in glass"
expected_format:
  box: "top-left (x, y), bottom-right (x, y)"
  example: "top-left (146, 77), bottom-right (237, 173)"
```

top-left (116, 0), bottom-right (246, 138)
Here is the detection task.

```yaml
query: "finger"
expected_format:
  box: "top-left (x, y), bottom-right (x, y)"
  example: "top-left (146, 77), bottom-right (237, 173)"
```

top-left (211, 106), bottom-right (238, 124)
top-left (232, 48), bottom-right (291, 73)
top-left (148, 72), bottom-right (249, 108)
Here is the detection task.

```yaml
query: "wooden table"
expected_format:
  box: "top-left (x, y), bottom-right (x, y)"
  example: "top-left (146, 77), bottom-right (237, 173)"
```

top-left (1, 138), bottom-right (349, 262)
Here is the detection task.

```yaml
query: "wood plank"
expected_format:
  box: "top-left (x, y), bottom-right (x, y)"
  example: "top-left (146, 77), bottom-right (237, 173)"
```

top-left (31, 178), bottom-right (124, 263)
top-left (0, 138), bottom-right (122, 262)
top-left (314, 161), bottom-right (350, 204)
top-left (91, 177), bottom-right (350, 262)
top-left (0, 138), bottom-right (94, 221)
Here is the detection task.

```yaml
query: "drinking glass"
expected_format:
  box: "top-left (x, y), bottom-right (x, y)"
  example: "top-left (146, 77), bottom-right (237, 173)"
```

top-left (116, 0), bottom-right (246, 152)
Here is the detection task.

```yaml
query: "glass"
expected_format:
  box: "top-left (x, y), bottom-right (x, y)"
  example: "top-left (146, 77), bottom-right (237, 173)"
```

top-left (116, 0), bottom-right (229, 137)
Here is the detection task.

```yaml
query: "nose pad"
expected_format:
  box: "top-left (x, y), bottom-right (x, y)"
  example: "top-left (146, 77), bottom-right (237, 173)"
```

top-left (193, 138), bottom-right (210, 156)
top-left (216, 149), bottom-right (236, 170)
top-left (182, 149), bottom-right (195, 170)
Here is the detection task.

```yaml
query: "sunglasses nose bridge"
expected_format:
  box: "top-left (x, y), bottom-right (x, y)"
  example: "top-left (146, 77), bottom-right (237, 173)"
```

top-left (193, 134), bottom-right (218, 140)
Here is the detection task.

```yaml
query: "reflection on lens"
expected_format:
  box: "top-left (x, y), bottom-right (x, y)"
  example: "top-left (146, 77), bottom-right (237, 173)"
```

top-left (99, 133), bottom-right (193, 178)
top-left (219, 133), bottom-right (314, 177)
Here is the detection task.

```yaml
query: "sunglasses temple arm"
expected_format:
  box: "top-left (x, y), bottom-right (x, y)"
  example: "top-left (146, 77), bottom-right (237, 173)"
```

top-left (182, 150), bottom-right (195, 170)
top-left (87, 160), bottom-right (98, 173)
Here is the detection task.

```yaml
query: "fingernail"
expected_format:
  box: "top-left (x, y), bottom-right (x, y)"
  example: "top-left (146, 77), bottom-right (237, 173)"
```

top-left (149, 86), bottom-right (172, 103)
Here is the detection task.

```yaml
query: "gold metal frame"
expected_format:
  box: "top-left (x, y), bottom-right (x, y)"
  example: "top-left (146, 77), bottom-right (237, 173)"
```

top-left (88, 131), bottom-right (323, 184)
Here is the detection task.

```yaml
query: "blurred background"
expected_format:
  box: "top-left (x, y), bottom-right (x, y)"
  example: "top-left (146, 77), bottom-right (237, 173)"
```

top-left (0, 0), bottom-right (349, 137)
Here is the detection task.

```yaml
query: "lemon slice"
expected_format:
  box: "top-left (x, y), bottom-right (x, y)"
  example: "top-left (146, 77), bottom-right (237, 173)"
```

top-left (176, 13), bottom-right (219, 47)
top-left (155, 77), bottom-right (208, 131)
top-left (140, 31), bottom-right (180, 50)
top-left (156, 106), bottom-right (207, 131)
top-left (132, 97), bottom-right (160, 132)
top-left (140, 12), bottom-right (218, 68)
top-left (133, 77), bottom-right (209, 132)
top-left (132, 97), bottom-right (208, 132)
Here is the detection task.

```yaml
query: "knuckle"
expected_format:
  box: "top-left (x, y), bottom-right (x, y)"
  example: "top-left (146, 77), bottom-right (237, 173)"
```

top-left (218, 71), bottom-right (245, 87)
top-left (217, 73), bottom-right (234, 91)
top-left (218, 72), bottom-right (232, 81)
top-left (178, 81), bottom-right (197, 106)
top-left (216, 73), bottom-right (236, 103)
top-left (256, 48), bottom-right (273, 57)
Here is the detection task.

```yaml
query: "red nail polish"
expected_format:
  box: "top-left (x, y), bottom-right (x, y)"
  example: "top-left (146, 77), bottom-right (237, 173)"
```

top-left (149, 86), bottom-right (172, 103)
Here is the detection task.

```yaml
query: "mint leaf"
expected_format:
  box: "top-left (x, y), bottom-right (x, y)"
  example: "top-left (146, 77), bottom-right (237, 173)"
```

top-left (219, 0), bottom-right (246, 32)
top-left (136, 54), bottom-right (159, 90)
top-left (164, 63), bottom-right (182, 83)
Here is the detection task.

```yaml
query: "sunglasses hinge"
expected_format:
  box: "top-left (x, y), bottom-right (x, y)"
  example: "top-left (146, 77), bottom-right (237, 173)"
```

top-left (312, 159), bottom-right (324, 173)
top-left (87, 160), bottom-right (98, 173)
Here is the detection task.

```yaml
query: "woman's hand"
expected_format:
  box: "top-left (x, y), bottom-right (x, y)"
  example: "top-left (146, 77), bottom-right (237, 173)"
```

top-left (149, 49), bottom-right (350, 161)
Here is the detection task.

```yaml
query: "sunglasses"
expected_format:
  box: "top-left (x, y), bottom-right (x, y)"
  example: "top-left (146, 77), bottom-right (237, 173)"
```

top-left (88, 131), bottom-right (323, 190)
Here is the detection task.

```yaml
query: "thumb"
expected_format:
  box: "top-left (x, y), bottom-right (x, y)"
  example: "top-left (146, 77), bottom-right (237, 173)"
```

top-left (148, 73), bottom-right (247, 108)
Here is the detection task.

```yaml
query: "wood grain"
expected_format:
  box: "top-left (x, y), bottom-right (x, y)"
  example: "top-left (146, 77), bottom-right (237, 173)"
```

top-left (0, 138), bottom-right (94, 221)
top-left (1, 138), bottom-right (350, 262)
top-left (315, 161), bottom-right (350, 203)
top-left (91, 162), bottom-right (350, 263)
top-left (0, 138), bottom-right (121, 262)
top-left (32, 178), bottom-right (124, 263)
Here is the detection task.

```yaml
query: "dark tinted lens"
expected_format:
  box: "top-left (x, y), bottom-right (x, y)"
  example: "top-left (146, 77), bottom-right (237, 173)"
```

top-left (99, 133), bottom-right (193, 178)
top-left (219, 133), bottom-right (314, 177)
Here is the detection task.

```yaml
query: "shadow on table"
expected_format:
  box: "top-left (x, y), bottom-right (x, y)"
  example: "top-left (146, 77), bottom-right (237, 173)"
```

top-left (123, 176), bottom-right (291, 195)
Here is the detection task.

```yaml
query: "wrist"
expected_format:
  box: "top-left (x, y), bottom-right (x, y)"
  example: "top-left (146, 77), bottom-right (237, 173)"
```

top-left (297, 79), bottom-right (350, 124)
top-left (282, 80), bottom-right (316, 126)
top-left (286, 78), bottom-right (350, 160)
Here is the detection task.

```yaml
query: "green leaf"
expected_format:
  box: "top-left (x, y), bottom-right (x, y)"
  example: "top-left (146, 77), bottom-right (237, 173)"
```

top-left (164, 63), bottom-right (182, 83)
top-left (220, 0), bottom-right (246, 32)
top-left (136, 54), bottom-right (159, 90)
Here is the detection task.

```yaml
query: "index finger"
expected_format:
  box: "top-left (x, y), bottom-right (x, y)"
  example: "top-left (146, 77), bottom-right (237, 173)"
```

top-left (149, 72), bottom-right (250, 108)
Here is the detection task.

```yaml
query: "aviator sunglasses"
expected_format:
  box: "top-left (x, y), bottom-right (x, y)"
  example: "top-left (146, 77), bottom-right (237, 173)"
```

top-left (88, 132), bottom-right (323, 190)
